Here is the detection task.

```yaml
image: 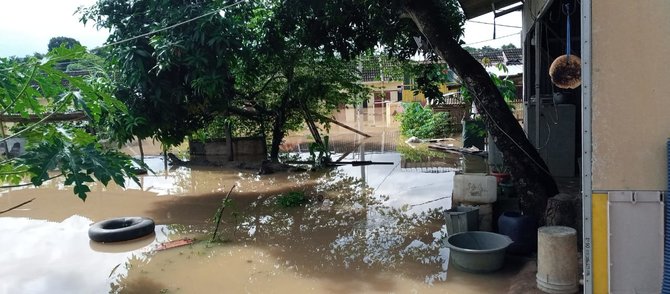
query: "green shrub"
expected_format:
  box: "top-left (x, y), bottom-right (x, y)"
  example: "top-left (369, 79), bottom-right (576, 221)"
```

top-left (397, 102), bottom-right (453, 139)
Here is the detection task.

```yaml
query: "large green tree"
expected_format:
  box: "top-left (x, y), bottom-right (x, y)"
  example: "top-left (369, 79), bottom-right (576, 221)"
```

top-left (79, 0), bottom-right (364, 162)
top-left (48, 36), bottom-right (82, 52)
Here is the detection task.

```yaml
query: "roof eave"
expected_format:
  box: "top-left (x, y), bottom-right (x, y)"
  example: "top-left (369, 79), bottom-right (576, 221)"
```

top-left (457, 0), bottom-right (522, 19)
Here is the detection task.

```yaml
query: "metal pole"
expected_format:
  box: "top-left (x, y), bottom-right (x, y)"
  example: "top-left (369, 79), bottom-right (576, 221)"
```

top-left (581, 0), bottom-right (594, 292)
top-left (534, 22), bottom-right (542, 147)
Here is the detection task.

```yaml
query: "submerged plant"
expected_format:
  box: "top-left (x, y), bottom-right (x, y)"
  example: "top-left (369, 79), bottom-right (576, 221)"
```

top-left (308, 135), bottom-right (331, 168)
top-left (276, 191), bottom-right (308, 208)
top-left (211, 185), bottom-right (236, 242)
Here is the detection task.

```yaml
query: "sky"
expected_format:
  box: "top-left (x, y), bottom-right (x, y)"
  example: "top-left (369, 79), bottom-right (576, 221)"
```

top-left (0, 0), bottom-right (106, 57)
top-left (0, 1), bottom-right (522, 58)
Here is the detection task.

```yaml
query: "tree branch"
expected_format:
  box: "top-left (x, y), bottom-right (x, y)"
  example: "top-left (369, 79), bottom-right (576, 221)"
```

top-left (0, 111), bottom-right (88, 123)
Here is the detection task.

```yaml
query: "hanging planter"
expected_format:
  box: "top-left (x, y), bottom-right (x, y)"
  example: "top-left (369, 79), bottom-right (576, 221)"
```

top-left (549, 2), bottom-right (581, 89)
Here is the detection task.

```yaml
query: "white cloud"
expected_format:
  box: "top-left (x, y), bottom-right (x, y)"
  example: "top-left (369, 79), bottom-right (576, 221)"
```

top-left (0, 0), bottom-right (109, 57)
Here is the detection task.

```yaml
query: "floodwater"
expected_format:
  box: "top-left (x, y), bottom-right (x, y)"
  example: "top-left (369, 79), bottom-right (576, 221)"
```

top-left (0, 108), bottom-right (523, 294)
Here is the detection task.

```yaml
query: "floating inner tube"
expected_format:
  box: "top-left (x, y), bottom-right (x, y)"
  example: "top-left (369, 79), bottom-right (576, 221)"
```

top-left (88, 217), bottom-right (155, 243)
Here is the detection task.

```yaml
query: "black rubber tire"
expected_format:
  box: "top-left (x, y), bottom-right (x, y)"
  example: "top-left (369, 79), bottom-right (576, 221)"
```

top-left (88, 217), bottom-right (155, 243)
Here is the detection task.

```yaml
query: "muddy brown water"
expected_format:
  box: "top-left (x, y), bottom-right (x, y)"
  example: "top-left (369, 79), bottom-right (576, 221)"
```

top-left (1, 109), bottom-right (522, 293)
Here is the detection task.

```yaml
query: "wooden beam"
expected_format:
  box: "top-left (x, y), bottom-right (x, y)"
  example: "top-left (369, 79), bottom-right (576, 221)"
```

top-left (315, 113), bottom-right (371, 138)
top-left (0, 112), bottom-right (88, 123)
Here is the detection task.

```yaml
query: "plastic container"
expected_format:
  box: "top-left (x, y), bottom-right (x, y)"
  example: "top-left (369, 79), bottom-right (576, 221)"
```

top-left (497, 211), bottom-right (537, 255)
top-left (446, 231), bottom-right (513, 273)
top-left (444, 206), bottom-right (479, 235)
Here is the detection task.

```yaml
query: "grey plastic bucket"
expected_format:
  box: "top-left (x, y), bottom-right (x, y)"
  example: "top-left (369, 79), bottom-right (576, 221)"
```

top-left (444, 206), bottom-right (479, 235)
top-left (446, 231), bottom-right (513, 273)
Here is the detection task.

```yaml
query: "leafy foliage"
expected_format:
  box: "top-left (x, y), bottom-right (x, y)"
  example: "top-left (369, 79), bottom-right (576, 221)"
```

top-left (397, 103), bottom-right (452, 139)
top-left (0, 46), bottom-right (140, 200)
top-left (409, 63), bottom-right (457, 103)
top-left (461, 63), bottom-right (517, 108)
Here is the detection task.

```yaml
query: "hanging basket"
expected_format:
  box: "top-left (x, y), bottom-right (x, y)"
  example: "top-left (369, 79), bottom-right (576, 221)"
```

top-left (549, 55), bottom-right (582, 89)
top-left (549, 2), bottom-right (581, 90)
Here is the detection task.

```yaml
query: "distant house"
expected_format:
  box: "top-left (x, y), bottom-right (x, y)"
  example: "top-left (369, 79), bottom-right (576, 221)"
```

top-left (357, 48), bottom-right (523, 108)
top-left (471, 48), bottom-right (523, 78)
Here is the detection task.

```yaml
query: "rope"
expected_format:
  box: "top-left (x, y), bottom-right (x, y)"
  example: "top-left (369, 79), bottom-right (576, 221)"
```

top-left (564, 3), bottom-right (572, 62)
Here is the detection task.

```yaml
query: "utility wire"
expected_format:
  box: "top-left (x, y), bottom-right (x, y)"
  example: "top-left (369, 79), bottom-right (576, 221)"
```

top-left (467, 20), bottom-right (522, 28)
top-left (94, 0), bottom-right (245, 50)
top-left (0, 0), bottom-right (246, 68)
top-left (464, 32), bottom-right (521, 46)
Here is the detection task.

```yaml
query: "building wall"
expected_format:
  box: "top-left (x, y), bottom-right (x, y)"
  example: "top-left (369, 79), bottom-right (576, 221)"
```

top-left (361, 81), bottom-right (403, 107)
top-left (591, 0), bottom-right (670, 190)
top-left (401, 84), bottom-right (462, 106)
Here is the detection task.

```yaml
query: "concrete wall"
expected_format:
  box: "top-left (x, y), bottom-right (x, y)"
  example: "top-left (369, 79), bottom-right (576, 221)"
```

top-left (591, 0), bottom-right (670, 190)
top-left (189, 137), bottom-right (266, 164)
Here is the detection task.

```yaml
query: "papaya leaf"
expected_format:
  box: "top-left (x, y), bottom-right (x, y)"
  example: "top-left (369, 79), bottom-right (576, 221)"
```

top-left (23, 141), bottom-right (64, 186)
top-left (73, 183), bottom-right (92, 201)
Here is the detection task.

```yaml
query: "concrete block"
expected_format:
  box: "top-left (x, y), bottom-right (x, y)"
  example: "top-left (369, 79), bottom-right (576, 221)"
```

top-left (453, 174), bottom-right (497, 204)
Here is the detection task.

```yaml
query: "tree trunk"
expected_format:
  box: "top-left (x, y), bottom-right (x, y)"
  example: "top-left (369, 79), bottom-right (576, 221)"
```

top-left (225, 121), bottom-right (234, 161)
top-left (269, 110), bottom-right (285, 162)
top-left (402, 0), bottom-right (559, 222)
top-left (270, 67), bottom-right (296, 162)
top-left (138, 136), bottom-right (145, 163)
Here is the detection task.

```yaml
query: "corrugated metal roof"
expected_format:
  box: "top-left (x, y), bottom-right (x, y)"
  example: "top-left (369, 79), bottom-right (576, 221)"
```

top-left (485, 64), bottom-right (523, 77)
top-left (471, 48), bottom-right (522, 65)
top-left (457, 0), bottom-right (522, 19)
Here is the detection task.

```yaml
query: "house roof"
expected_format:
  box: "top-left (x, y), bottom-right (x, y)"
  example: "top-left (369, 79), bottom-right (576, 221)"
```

top-left (471, 48), bottom-right (522, 66)
top-left (457, 0), bottom-right (522, 19)
top-left (486, 64), bottom-right (523, 77)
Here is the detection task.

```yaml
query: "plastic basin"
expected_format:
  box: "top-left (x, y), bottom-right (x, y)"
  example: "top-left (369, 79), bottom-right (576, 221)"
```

top-left (446, 231), bottom-right (513, 273)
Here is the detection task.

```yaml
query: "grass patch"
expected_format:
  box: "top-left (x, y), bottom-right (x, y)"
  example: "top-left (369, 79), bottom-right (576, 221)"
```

top-left (396, 143), bottom-right (451, 162)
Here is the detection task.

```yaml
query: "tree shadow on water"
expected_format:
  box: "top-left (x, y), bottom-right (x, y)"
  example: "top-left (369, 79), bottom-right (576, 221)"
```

top-left (131, 169), bottom-right (508, 292)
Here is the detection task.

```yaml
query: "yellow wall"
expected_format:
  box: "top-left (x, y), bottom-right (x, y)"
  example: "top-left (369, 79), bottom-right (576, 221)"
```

top-left (592, 0), bottom-right (670, 190)
top-left (401, 84), bottom-right (459, 104)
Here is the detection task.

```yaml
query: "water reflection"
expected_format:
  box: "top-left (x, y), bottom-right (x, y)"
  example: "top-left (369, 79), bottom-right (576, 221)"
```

top-left (0, 215), bottom-right (174, 294)
top-left (109, 164), bottom-right (518, 293)
top-left (0, 140), bottom-right (517, 293)
top-left (115, 168), bottom-right (458, 293)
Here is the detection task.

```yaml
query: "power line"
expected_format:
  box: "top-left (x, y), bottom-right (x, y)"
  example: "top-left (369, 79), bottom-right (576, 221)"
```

top-left (464, 32), bottom-right (521, 46)
top-left (0, 1), bottom-right (245, 72)
top-left (467, 20), bottom-right (522, 29)
top-left (94, 0), bottom-right (245, 50)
